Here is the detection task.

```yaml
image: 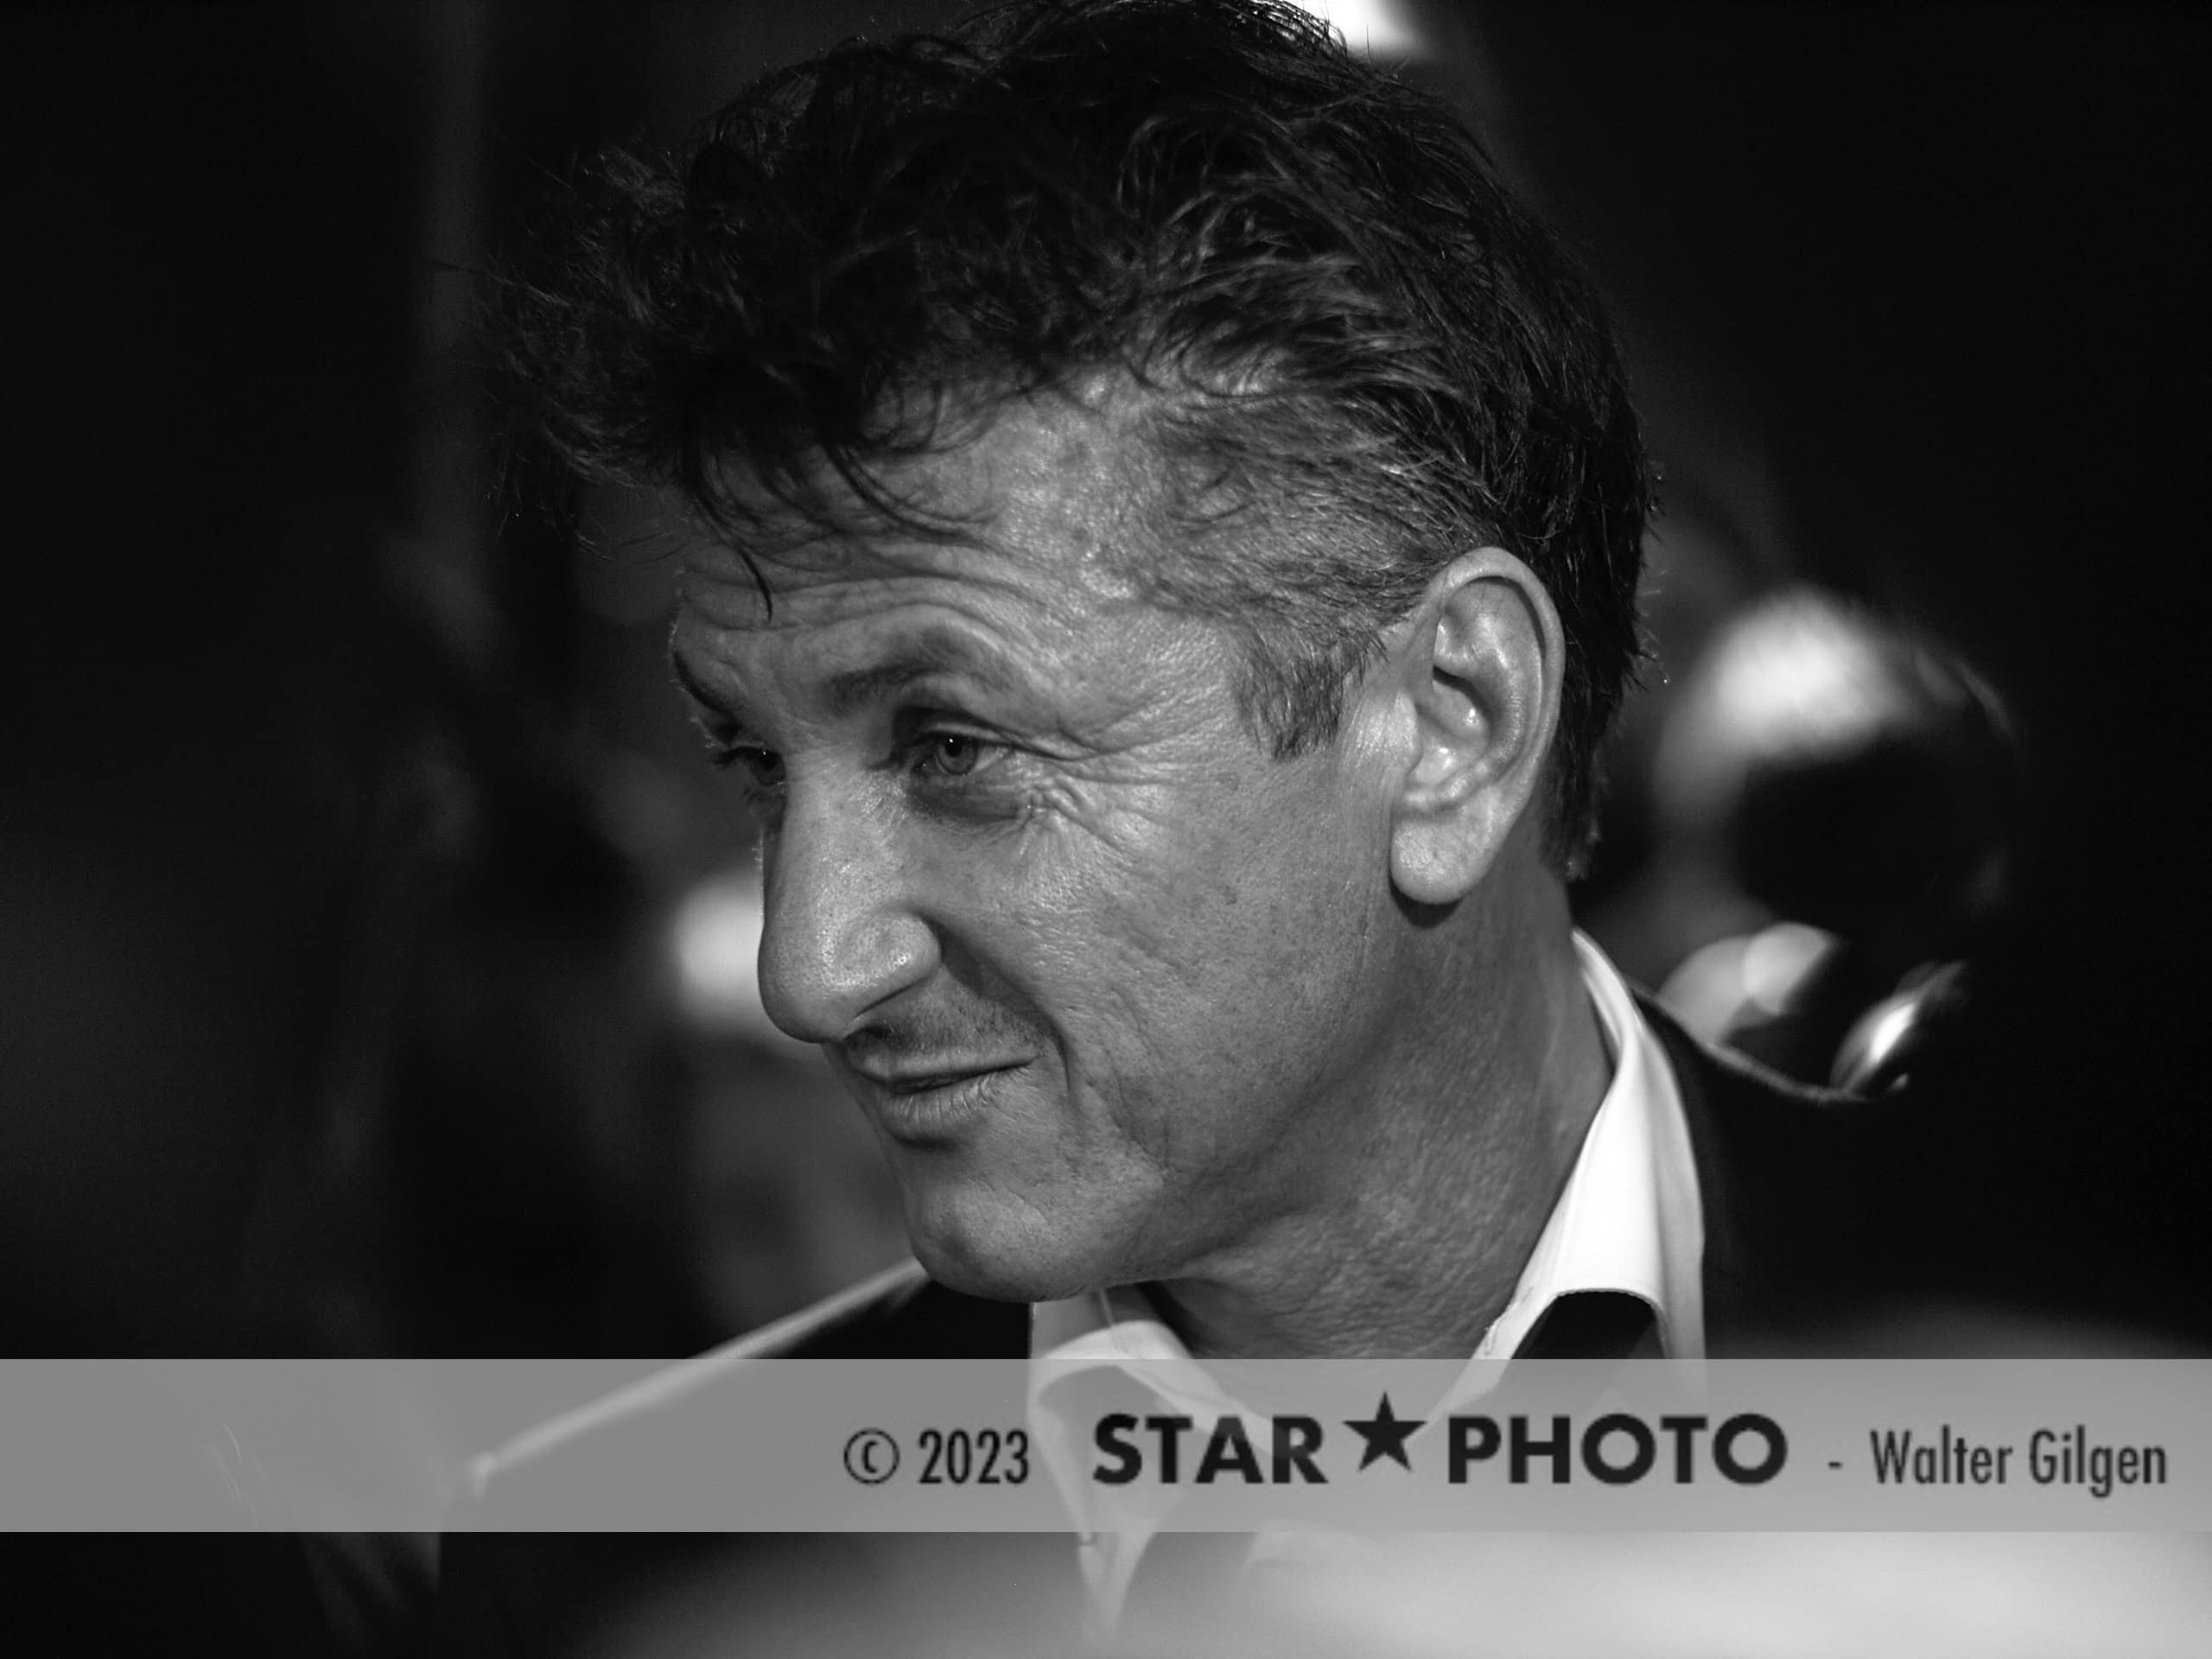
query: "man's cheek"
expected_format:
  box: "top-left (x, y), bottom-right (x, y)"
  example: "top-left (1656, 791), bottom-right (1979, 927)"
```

top-left (994, 825), bottom-right (1236, 982)
top-left (1009, 774), bottom-right (1175, 861)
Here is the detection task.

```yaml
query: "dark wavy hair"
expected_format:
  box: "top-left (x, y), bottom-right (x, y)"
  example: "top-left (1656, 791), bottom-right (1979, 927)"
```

top-left (493, 0), bottom-right (1650, 870)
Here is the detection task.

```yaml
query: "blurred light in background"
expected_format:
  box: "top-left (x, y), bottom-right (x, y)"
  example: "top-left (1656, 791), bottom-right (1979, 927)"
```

top-left (1246, 1532), bottom-right (2212, 1659)
top-left (671, 867), bottom-right (789, 1046)
top-left (1287, 0), bottom-right (1421, 58)
top-left (1659, 919), bottom-right (1840, 1045)
top-left (1655, 592), bottom-right (1928, 834)
top-left (1631, 586), bottom-right (2018, 1087)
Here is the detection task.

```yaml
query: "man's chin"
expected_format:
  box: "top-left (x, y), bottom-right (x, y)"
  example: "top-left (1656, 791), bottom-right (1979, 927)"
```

top-left (904, 1212), bottom-right (1116, 1306)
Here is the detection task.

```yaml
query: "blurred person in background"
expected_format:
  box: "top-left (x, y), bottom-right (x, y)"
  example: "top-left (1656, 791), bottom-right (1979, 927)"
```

top-left (1643, 588), bottom-right (2018, 1094)
top-left (435, 1), bottom-right (1988, 1649)
top-left (2, 10), bottom-right (899, 1649)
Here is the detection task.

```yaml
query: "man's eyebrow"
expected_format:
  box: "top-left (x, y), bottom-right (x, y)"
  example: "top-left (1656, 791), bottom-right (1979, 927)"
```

top-left (820, 631), bottom-right (1022, 717)
top-left (669, 651), bottom-right (739, 724)
top-left (667, 629), bottom-right (1025, 727)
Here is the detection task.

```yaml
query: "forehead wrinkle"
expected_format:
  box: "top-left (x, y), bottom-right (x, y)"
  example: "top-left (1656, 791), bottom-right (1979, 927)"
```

top-left (671, 391), bottom-right (1217, 734)
top-left (673, 588), bottom-right (1052, 718)
top-left (683, 385), bottom-right (1180, 623)
top-left (818, 626), bottom-right (1027, 718)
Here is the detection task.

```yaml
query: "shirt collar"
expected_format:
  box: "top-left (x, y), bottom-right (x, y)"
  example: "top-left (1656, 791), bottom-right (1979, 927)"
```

top-left (1023, 932), bottom-right (1703, 1630)
top-left (1029, 931), bottom-right (1702, 1371)
top-left (1467, 930), bottom-right (1704, 1362)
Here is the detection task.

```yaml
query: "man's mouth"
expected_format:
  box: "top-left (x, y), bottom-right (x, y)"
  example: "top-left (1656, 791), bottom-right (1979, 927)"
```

top-left (842, 1058), bottom-right (1031, 1144)
top-left (861, 1061), bottom-right (1027, 1096)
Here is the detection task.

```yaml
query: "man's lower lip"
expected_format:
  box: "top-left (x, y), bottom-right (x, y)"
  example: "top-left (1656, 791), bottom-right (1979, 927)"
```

top-left (872, 1068), bottom-right (1018, 1142)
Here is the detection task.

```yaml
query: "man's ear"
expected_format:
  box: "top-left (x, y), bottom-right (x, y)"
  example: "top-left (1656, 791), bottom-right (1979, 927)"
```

top-left (1385, 549), bottom-right (1565, 906)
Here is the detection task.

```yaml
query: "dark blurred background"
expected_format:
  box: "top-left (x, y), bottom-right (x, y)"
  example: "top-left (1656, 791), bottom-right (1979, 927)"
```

top-left (4, 0), bottom-right (2205, 1380)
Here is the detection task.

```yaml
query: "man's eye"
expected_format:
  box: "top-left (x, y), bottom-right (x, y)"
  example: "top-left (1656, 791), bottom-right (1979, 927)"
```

top-left (712, 746), bottom-right (785, 789)
top-left (912, 732), bottom-right (992, 779)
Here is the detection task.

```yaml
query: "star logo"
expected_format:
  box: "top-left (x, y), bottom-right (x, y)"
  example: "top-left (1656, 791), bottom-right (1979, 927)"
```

top-left (1343, 1393), bottom-right (1423, 1471)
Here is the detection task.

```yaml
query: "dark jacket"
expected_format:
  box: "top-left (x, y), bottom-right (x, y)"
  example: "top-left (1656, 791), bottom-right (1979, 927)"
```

top-left (433, 999), bottom-right (1938, 1656)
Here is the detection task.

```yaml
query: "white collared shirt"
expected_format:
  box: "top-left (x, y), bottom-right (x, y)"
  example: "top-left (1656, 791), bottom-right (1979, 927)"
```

top-left (1024, 931), bottom-right (1704, 1637)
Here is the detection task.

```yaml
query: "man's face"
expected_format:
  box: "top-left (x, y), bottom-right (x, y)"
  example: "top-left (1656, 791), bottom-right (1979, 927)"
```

top-left (669, 396), bottom-right (1412, 1301)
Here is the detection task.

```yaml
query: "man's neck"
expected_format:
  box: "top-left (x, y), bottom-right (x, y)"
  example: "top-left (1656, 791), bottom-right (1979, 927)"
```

top-left (1144, 904), bottom-right (1612, 1360)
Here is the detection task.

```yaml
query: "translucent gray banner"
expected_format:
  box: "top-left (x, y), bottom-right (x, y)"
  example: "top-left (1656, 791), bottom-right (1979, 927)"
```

top-left (2, 1359), bottom-right (2204, 1531)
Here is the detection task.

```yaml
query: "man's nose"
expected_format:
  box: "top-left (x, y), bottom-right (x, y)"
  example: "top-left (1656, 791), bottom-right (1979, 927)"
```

top-left (756, 785), bottom-right (937, 1045)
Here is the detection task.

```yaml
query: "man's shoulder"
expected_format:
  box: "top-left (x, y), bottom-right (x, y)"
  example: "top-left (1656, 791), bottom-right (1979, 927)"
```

top-left (1645, 991), bottom-right (1929, 1197)
top-left (1640, 990), bottom-right (1898, 1148)
top-left (1637, 992), bottom-right (1950, 1344)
